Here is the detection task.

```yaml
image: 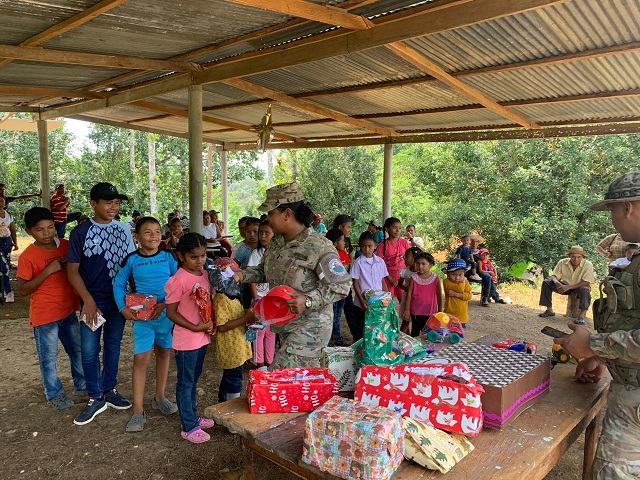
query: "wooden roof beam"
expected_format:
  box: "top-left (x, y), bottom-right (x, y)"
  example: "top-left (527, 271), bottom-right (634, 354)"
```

top-left (130, 100), bottom-right (303, 143)
top-left (225, 0), bottom-right (375, 30)
top-left (0, 0), bottom-right (129, 69)
top-left (40, 0), bottom-right (568, 120)
top-left (0, 84), bottom-right (107, 100)
top-left (0, 113), bottom-right (15, 124)
top-left (223, 78), bottom-right (399, 137)
top-left (0, 44), bottom-right (203, 72)
top-left (386, 42), bottom-right (540, 129)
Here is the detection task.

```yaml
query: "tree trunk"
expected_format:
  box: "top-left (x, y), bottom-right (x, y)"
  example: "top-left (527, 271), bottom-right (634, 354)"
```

top-left (206, 143), bottom-right (213, 211)
top-left (267, 150), bottom-right (274, 186)
top-left (291, 149), bottom-right (298, 182)
top-left (129, 130), bottom-right (137, 206)
top-left (148, 135), bottom-right (157, 214)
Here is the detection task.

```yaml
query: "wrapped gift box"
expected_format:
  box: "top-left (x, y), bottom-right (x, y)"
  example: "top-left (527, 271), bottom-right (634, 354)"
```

top-left (247, 368), bottom-right (338, 414)
top-left (322, 346), bottom-right (357, 392)
top-left (419, 342), bottom-right (551, 429)
top-left (302, 396), bottom-right (404, 480)
top-left (354, 363), bottom-right (484, 437)
top-left (125, 293), bottom-right (157, 320)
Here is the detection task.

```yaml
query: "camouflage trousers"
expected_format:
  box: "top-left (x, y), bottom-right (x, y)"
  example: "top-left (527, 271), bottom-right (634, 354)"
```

top-left (269, 314), bottom-right (332, 370)
top-left (594, 382), bottom-right (640, 479)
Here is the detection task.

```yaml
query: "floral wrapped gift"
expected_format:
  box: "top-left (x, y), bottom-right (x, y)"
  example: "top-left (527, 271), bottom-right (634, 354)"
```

top-left (302, 396), bottom-right (404, 480)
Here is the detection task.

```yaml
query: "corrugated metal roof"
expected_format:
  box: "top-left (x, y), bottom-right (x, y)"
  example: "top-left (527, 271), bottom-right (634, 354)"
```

top-left (1, 0), bottom-right (639, 147)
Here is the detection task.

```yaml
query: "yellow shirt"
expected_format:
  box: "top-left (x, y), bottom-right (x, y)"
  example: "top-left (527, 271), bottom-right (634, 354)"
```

top-left (442, 278), bottom-right (472, 323)
top-left (213, 294), bottom-right (253, 369)
top-left (552, 258), bottom-right (595, 285)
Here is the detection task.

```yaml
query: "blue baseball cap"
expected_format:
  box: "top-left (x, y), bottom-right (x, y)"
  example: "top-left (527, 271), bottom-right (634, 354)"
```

top-left (446, 259), bottom-right (467, 272)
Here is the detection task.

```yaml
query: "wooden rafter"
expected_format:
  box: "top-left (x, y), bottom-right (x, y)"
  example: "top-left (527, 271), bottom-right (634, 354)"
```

top-left (40, 0), bottom-right (566, 120)
top-left (223, 78), bottom-right (400, 137)
top-left (385, 42), bottom-right (540, 129)
top-left (0, 44), bottom-right (202, 72)
top-left (0, 0), bottom-right (129, 69)
top-left (225, 0), bottom-right (374, 29)
top-left (0, 84), bottom-right (106, 100)
top-left (130, 101), bottom-right (302, 143)
top-left (0, 113), bottom-right (15, 124)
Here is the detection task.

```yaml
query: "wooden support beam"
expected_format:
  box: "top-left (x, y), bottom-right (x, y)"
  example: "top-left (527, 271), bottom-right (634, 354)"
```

top-left (40, 0), bottom-right (566, 119)
top-left (0, 44), bottom-right (202, 72)
top-left (188, 85), bottom-right (204, 235)
top-left (225, 0), bottom-right (374, 30)
top-left (0, 0), bottom-right (129, 69)
top-left (386, 42), bottom-right (540, 129)
top-left (130, 100), bottom-right (302, 142)
top-left (0, 84), bottom-right (106, 100)
top-left (0, 113), bottom-right (15, 124)
top-left (0, 105), bottom-right (41, 113)
top-left (37, 120), bottom-right (51, 209)
top-left (382, 143), bottom-right (392, 218)
top-left (223, 78), bottom-right (400, 137)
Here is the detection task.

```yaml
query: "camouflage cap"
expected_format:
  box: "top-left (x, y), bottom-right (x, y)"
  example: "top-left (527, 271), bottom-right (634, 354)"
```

top-left (258, 182), bottom-right (305, 212)
top-left (591, 172), bottom-right (640, 211)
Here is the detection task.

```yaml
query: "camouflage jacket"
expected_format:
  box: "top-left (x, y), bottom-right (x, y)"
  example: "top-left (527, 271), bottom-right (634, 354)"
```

top-left (242, 227), bottom-right (351, 325)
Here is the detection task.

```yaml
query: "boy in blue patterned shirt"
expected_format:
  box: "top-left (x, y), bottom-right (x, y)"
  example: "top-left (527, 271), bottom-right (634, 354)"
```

top-left (67, 183), bottom-right (136, 425)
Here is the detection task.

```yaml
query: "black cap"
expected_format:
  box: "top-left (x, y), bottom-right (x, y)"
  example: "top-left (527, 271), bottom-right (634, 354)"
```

top-left (132, 210), bottom-right (141, 217)
top-left (24, 207), bottom-right (54, 229)
top-left (90, 182), bottom-right (128, 201)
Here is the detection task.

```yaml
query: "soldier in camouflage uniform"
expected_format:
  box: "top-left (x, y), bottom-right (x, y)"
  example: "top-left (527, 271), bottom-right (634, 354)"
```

top-left (236, 183), bottom-right (351, 369)
top-left (556, 172), bottom-right (640, 479)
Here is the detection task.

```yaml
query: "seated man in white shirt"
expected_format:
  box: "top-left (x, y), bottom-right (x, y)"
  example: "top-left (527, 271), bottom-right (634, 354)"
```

top-left (609, 243), bottom-right (638, 271)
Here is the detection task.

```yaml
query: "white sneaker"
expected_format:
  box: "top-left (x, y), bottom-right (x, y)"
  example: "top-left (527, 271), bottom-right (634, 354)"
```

top-left (5, 292), bottom-right (14, 303)
top-left (469, 274), bottom-right (482, 281)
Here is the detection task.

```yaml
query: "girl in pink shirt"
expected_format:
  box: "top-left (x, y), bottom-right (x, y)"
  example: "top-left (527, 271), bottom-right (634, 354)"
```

top-left (402, 252), bottom-right (443, 337)
top-left (165, 233), bottom-right (214, 444)
top-left (376, 217), bottom-right (411, 300)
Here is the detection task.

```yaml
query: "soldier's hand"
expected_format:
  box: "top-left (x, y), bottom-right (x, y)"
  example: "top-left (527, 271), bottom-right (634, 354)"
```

top-left (285, 291), bottom-right (307, 314)
top-left (575, 357), bottom-right (606, 383)
top-left (554, 322), bottom-right (596, 359)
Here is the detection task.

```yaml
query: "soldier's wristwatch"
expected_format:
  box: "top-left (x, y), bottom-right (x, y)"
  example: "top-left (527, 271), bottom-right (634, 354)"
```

top-left (305, 296), bottom-right (312, 309)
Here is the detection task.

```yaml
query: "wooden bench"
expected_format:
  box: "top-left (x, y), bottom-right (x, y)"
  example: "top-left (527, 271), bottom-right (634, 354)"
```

top-left (206, 363), bottom-right (609, 480)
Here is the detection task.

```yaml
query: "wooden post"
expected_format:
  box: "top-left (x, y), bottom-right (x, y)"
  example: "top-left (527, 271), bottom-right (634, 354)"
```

top-left (188, 84), bottom-right (203, 235)
top-left (37, 119), bottom-right (50, 209)
top-left (206, 143), bottom-right (213, 211)
top-left (382, 143), bottom-right (393, 220)
top-left (220, 149), bottom-right (229, 225)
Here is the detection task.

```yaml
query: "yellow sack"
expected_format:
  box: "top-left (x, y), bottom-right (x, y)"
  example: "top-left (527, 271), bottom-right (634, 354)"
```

top-left (402, 417), bottom-right (475, 473)
top-left (213, 294), bottom-right (253, 370)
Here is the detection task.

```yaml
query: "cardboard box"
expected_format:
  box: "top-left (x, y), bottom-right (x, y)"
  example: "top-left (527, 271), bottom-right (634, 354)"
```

top-left (125, 293), bottom-right (157, 320)
top-left (302, 396), bottom-right (404, 480)
top-left (247, 368), bottom-right (338, 414)
top-left (354, 363), bottom-right (485, 437)
top-left (420, 342), bottom-right (550, 429)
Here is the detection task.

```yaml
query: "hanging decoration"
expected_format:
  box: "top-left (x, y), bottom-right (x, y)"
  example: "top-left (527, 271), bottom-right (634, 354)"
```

top-left (253, 103), bottom-right (274, 152)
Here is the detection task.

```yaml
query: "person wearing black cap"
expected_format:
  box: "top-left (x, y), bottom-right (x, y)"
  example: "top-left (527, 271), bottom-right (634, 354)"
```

top-left (67, 182), bottom-right (136, 425)
top-left (17, 207), bottom-right (86, 410)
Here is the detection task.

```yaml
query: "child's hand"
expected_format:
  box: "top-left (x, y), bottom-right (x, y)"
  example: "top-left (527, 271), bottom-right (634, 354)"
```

top-left (216, 322), bottom-right (230, 333)
top-left (233, 271), bottom-right (244, 283)
top-left (43, 259), bottom-right (63, 276)
top-left (402, 310), bottom-right (411, 322)
top-left (121, 307), bottom-right (139, 321)
top-left (195, 321), bottom-right (213, 332)
top-left (149, 302), bottom-right (166, 320)
top-left (13, 243), bottom-right (19, 251)
top-left (80, 300), bottom-right (101, 328)
top-left (448, 289), bottom-right (460, 299)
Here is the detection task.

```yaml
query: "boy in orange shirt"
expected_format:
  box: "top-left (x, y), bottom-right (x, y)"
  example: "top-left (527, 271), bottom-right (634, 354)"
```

top-left (442, 259), bottom-right (472, 327)
top-left (17, 207), bottom-right (85, 410)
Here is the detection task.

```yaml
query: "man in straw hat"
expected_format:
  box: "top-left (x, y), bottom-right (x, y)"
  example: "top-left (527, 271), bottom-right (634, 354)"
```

top-left (554, 172), bottom-right (640, 479)
top-left (538, 245), bottom-right (595, 325)
top-left (235, 182), bottom-right (350, 369)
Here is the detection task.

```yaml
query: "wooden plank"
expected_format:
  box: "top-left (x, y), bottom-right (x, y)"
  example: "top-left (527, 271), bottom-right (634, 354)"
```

top-left (0, 84), bottom-right (106, 100)
top-left (0, 0), bottom-right (129, 69)
top-left (205, 398), bottom-right (308, 440)
top-left (223, 78), bottom-right (400, 137)
top-left (39, 0), bottom-right (566, 118)
top-left (0, 44), bottom-right (203, 72)
top-left (386, 42), bottom-right (540, 129)
top-left (0, 112), bottom-right (15, 124)
top-left (0, 105), bottom-right (40, 113)
top-left (226, 0), bottom-right (375, 30)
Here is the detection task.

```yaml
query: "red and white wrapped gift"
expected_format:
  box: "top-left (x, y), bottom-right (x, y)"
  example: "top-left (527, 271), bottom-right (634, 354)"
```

top-left (354, 363), bottom-right (484, 437)
top-left (125, 293), bottom-right (158, 320)
top-left (247, 368), bottom-right (339, 414)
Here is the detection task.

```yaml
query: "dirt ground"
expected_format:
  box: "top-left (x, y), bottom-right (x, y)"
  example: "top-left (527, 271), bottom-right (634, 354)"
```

top-left (0, 239), bottom-right (592, 480)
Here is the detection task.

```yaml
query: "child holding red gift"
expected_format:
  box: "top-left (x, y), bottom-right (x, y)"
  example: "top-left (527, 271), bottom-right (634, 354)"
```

top-left (164, 233), bottom-right (215, 444)
top-left (114, 217), bottom-right (179, 432)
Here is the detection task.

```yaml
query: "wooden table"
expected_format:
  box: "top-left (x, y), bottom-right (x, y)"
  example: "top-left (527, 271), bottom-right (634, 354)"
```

top-left (205, 363), bottom-right (609, 480)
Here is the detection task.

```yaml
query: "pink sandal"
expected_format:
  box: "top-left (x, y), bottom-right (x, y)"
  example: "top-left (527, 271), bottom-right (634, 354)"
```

top-left (198, 417), bottom-right (215, 429)
top-left (181, 427), bottom-right (210, 444)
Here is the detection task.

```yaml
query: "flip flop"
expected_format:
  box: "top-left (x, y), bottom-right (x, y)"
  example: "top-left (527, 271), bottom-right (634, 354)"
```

top-left (538, 311), bottom-right (556, 318)
top-left (181, 427), bottom-right (210, 444)
top-left (198, 417), bottom-right (215, 429)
